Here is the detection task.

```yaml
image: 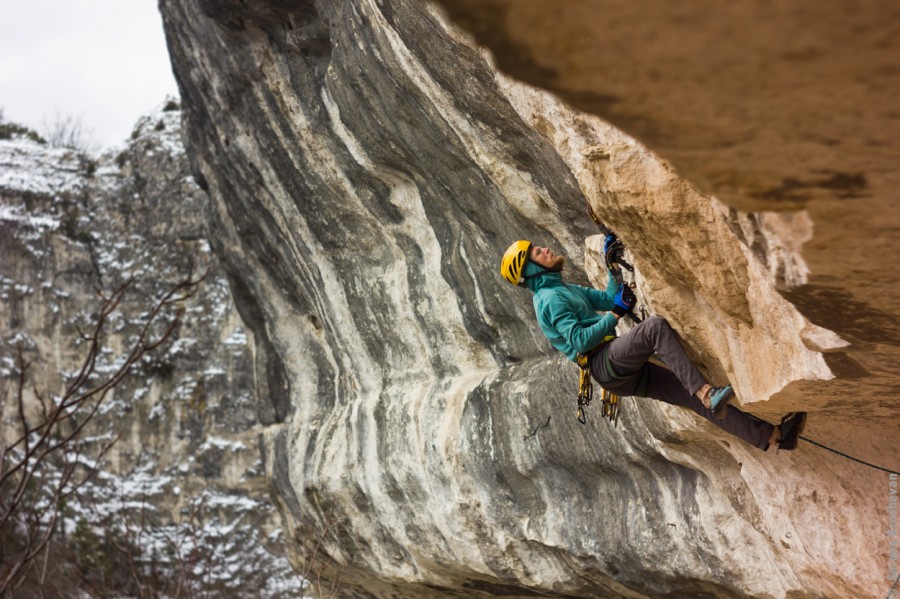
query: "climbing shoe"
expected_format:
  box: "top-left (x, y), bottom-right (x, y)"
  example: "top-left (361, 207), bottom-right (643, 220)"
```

top-left (776, 412), bottom-right (807, 451)
top-left (707, 385), bottom-right (734, 417)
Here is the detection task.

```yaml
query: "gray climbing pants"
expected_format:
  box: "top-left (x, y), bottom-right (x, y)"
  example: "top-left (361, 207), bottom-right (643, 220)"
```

top-left (589, 316), bottom-right (774, 450)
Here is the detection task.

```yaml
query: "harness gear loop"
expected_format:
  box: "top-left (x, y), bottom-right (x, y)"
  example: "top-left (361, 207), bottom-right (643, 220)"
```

top-left (576, 344), bottom-right (621, 425)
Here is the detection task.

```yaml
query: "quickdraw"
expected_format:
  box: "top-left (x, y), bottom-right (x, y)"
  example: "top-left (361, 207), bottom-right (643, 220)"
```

top-left (579, 203), bottom-right (636, 425)
top-left (576, 353), bottom-right (620, 426)
top-left (604, 236), bottom-right (634, 273)
top-left (588, 202), bottom-right (644, 324)
top-left (576, 354), bottom-right (593, 424)
top-left (599, 387), bottom-right (621, 424)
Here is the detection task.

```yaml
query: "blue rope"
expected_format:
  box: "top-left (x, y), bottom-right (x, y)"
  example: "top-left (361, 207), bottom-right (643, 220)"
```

top-left (800, 436), bottom-right (900, 476)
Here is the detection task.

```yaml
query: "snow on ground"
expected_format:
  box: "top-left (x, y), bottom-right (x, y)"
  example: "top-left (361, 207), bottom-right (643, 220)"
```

top-left (128, 98), bottom-right (187, 158)
top-left (0, 137), bottom-right (89, 197)
top-left (0, 202), bottom-right (60, 229)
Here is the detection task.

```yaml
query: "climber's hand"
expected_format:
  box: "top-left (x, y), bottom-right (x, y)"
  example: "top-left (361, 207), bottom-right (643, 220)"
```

top-left (612, 285), bottom-right (636, 317)
top-left (604, 233), bottom-right (622, 271)
top-left (603, 234), bottom-right (617, 255)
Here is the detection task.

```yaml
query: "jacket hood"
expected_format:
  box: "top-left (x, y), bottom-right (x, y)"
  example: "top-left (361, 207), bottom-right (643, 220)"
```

top-left (524, 261), bottom-right (563, 292)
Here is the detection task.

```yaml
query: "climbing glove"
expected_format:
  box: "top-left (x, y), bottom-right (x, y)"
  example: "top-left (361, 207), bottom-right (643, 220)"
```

top-left (612, 285), bottom-right (636, 317)
top-left (603, 233), bottom-right (617, 255)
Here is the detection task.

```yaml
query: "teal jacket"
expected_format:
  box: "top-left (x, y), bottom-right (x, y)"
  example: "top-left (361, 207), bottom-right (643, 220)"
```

top-left (524, 262), bottom-right (621, 362)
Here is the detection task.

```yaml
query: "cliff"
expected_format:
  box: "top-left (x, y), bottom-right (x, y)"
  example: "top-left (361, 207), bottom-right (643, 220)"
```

top-left (0, 102), bottom-right (299, 595)
top-left (158, 1), bottom-right (899, 597)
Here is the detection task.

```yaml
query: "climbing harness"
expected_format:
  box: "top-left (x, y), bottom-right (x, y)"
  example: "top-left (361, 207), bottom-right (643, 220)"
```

top-left (575, 354), bottom-right (620, 425)
top-left (575, 338), bottom-right (620, 425)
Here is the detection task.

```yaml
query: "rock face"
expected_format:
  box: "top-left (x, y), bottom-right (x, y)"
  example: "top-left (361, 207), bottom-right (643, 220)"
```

top-left (159, 1), bottom-right (897, 598)
top-left (0, 103), bottom-right (298, 595)
top-left (432, 0), bottom-right (900, 469)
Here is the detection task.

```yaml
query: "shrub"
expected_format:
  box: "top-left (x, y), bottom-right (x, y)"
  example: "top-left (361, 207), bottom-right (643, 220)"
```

top-left (0, 109), bottom-right (47, 144)
top-left (40, 111), bottom-right (99, 154)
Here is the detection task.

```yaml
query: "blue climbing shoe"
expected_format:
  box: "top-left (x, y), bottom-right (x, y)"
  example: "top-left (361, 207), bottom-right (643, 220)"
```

top-left (776, 412), bottom-right (807, 451)
top-left (707, 385), bottom-right (734, 416)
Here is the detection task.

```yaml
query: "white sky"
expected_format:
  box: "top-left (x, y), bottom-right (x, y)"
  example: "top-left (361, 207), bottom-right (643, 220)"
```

top-left (0, 0), bottom-right (179, 151)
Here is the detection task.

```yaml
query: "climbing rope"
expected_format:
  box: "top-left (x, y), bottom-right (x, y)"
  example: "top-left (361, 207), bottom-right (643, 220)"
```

top-left (799, 436), bottom-right (900, 476)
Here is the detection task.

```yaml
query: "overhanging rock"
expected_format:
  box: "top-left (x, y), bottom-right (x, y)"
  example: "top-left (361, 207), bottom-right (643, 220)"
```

top-left (160, 0), bottom-right (896, 596)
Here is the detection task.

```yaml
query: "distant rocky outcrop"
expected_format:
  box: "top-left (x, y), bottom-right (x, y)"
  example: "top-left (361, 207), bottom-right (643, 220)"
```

top-left (158, 0), bottom-right (896, 597)
top-left (0, 102), bottom-right (298, 595)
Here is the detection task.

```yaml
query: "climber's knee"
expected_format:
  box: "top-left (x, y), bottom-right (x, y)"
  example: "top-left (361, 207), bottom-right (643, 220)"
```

top-left (644, 315), bottom-right (668, 330)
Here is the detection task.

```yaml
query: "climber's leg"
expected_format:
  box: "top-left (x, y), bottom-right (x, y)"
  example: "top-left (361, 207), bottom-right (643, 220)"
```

top-left (643, 362), bottom-right (774, 450)
top-left (602, 316), bottom-right (707, 396)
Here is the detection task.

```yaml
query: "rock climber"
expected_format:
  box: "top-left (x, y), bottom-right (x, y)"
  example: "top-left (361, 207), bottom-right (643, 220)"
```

top-left (500, 239), bottom-right (806, 452)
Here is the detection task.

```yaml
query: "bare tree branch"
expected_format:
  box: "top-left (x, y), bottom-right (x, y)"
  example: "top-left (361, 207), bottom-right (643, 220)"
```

top-left (40, 111), bottom-right (99, 154)
top-left (296, 506), bottom-right (345, 599)
top-left (0, 272), bottom-right (207, 594)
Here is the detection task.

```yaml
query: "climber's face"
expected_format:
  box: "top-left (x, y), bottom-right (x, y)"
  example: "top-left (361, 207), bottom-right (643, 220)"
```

top-left (530, 245), bottom-right (565, 271)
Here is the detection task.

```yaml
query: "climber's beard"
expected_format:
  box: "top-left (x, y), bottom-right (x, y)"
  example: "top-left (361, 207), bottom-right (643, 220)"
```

top-left (547, 256), bottom-right (565, 272)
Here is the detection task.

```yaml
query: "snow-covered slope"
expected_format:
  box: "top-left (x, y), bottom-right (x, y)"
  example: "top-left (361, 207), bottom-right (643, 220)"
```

top-left (0, 100), bottom-right (300, 596)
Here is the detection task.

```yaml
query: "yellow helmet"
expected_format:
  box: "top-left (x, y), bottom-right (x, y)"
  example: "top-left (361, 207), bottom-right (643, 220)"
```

top-left (500, 240), bottom-right (532, 287)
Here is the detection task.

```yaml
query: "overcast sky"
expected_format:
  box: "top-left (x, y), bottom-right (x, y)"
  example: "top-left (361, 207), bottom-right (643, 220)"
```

top-left (0, 0), bottom-right (179, 151)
